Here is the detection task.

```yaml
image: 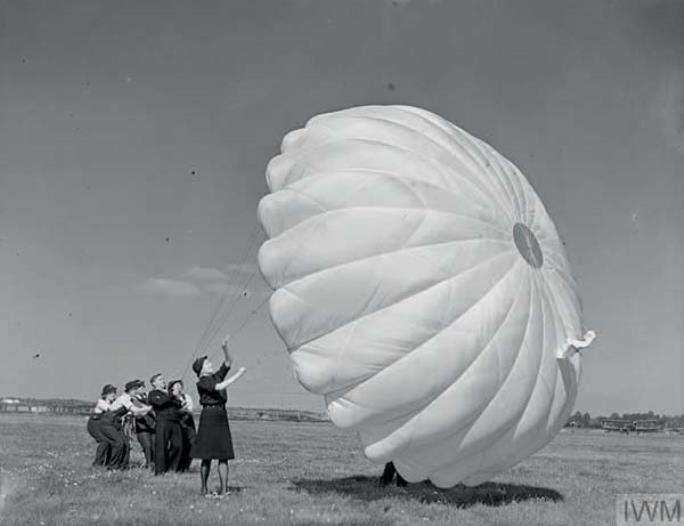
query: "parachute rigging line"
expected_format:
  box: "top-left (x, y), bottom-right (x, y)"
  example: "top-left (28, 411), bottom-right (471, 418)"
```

top-left (195, 264), bottom-right (261, 357)
top-left (193, 228), bottom-right (262, 356)
top-left (176, 226), bottom-right (263, 379)
top-left (205, 292), bottom-right (271, 362)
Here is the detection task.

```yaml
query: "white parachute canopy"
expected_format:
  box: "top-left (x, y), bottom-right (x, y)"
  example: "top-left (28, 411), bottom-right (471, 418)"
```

top-left (257, 105), bottom-right (594, 488)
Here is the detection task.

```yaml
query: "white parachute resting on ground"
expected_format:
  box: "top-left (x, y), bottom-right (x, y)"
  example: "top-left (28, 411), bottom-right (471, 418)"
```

top-left (257, 105), bottom-right (595, 488)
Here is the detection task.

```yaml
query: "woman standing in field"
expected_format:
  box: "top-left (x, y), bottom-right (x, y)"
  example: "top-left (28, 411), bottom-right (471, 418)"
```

top-left (148, 373), bottom-right (183, 475)
top-left (168, 379), bottom-right (196, 472)
top-left (191, 336), bottom-right (246, 497)
top-left (87, 384), bottom-right (117, 467)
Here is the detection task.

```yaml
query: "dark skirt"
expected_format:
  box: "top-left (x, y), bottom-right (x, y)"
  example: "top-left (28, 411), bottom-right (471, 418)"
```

top-left (191, 405), bottom-right (234, 460)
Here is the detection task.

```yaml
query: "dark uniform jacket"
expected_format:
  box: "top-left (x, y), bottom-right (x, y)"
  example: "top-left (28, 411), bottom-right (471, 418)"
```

top-left (196, 363), bottom-right (230, 406)
top-left (133, 394), bottom-right (156, 433)
top-left (148, 389), bottom-right (182, 422)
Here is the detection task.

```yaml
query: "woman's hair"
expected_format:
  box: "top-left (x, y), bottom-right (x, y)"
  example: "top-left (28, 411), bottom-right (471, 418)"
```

top-left (167, 380), bottom-right (183, 394)
top-left (192, 356), bottom-right (207, 377)
top-left (100, 384), bottom-right (117, 397)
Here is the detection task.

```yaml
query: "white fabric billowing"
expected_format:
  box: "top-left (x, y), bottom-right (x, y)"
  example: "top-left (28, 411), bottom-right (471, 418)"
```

top-left (257, 105), bottom-right (591, 488)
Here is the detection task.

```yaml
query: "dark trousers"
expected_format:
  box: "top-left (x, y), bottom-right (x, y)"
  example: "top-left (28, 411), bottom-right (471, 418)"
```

top-left (87, 416), bottom-right (110, 466)
top-left (178, 417), bottom-right (196, 471)
top-left (121, 434), bottom-right (131, 469)
top-left (137, 431), bottom-right (155, 468)
top-left (381, 462), bottom-right (407, 486)
top-left (100, 421), bottom-right (129, 470)
top-left (154, 419), bottom-right (182, 475)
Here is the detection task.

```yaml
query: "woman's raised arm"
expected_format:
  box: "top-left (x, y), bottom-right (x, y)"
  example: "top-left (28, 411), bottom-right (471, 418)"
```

top-left (215, 367), bottom-right (247, 391)
top-left (128, 402), bottom-right (152, 416)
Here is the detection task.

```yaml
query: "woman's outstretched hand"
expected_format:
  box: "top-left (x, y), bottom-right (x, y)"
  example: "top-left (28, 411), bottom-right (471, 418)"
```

top-left (221, 335), bottom-right (233, 366)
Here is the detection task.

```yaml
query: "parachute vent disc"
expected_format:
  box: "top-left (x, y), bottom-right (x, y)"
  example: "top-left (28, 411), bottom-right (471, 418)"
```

top-left (513, 223), bottom-right (543, 268)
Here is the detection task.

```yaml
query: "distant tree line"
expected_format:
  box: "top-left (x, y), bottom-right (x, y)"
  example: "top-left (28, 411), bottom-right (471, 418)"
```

top-left (1, 396), bottom-right (330, 423)
top-left (4, 397), bottom-right (92, 408)
top-left (565, 410), bottom-right (684, 429)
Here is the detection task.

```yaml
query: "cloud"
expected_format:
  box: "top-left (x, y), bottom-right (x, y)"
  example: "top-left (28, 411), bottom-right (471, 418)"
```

top-left (140, 264), bottom-right (260, 298)
top-left (140, 278), bottom-right (202, 297)
top-left (185, 266), bottom-right (228, 281)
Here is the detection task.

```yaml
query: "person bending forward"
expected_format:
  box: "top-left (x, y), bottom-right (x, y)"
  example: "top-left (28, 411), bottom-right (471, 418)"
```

top-left (86, 384), bottom-right (117, 467)
top-left (105, 381), bottom-right (152, 470)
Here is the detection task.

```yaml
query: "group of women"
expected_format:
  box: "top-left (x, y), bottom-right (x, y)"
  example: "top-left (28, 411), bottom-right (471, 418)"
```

top-left (87, 336), bottom-right (407, 495)
top-left (87, 338), bottom-right (247, 497)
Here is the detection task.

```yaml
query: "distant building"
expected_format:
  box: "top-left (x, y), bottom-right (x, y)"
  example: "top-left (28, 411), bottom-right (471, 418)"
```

top-left (602, 419), bottom-right (662, 433)
top-left (632, 419), bottom-right (661, 433)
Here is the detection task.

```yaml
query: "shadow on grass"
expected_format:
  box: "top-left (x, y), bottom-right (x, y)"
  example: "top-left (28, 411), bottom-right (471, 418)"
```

top-left (291, 476), bottom-right (563, 508)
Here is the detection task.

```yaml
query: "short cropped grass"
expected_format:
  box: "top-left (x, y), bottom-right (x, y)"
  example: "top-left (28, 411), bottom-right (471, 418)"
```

top-left (0, 413), bottom-right (681, 525)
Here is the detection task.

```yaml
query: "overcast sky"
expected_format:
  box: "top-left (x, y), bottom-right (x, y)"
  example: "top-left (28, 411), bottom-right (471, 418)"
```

top-left (1, 0), bottom-right (682, 414)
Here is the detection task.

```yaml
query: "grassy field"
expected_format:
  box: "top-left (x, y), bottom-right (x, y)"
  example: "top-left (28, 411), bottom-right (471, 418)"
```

top-left (0, 413), bottom-right (681, 525)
